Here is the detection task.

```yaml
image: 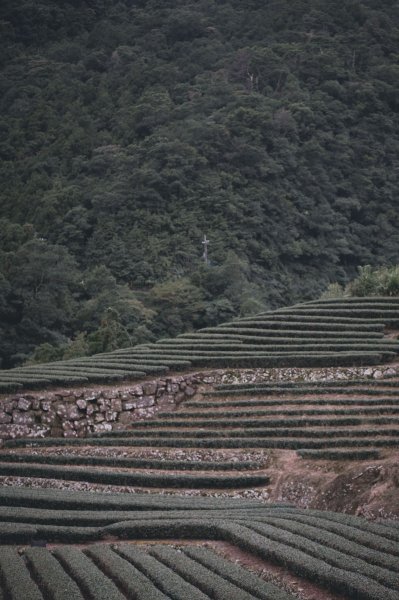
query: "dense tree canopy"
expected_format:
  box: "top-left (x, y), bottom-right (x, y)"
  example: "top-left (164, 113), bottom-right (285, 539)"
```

top-left (1, 0), bottom-right (399, 366)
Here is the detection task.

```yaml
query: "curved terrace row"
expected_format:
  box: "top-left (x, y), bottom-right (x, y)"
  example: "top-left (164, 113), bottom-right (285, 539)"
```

top-left (1, 296), bottom-right (399, 393)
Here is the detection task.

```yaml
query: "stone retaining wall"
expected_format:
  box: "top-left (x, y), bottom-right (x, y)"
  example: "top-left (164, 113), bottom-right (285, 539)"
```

top-left (0, 364), bottom-right (397, 442)
top-left (0, 373), bottom-right (205, 441)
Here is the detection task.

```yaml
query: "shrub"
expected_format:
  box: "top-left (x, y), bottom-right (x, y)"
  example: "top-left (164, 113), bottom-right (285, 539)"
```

top-left (84, 545), bottom-right (168, 599)
top-left (148, 545), bottom-right (257, 600)
top-left (246, 520), bottom-right (398, 590)
top-left (0, 547), bottom-right (43, 599)
top-left (24, 546), bottom-right (85, 599)
top-left (53, 546), bottom-right (126, 600)
top-left (0, 463), bottom-right (269, 489)
top-left (222, 523), bottom-right (399, 600)
top-left (347, 265), bottom-right (399, 297)
top-left (183, 545), bottom-right (294, 600)
top-left (261, 513), bottom-right (399, 560)
top-left (0, 452), bottom-right (259, 472)
top-left (114, 545), bottom-right (209, 600)
top-left (297, 449), bottom-right (380, 460)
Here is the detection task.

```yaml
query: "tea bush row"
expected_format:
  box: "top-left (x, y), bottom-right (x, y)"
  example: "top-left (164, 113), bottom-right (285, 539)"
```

top-left (5, 433), bottom-right (398, 451)
top-left (312, 297), bottom-right (399, 305)
top-left (190, 398), bottom-right (399, 408)
top-left (131, 416), bottom-right (399, 428)
top-left (211, 382), bottom-right (399, 394)
top-left (151, 341), bottom-right (398, 352)
top-left (113, 544), bottom-right (211, 600)
top-left (182, 545), bottom-right (294, 600)
top-left (0, 463), bottom-right (270, 489)
top-left (0, 485), bottom-right (267, 511)
top-left (0, 547), bottom-right (43, 600)
top-left (148, 545), bottom-right (258, 600)
top-left (147, 342), bottom-right (398, 352)
top-left (274, 308), bottom-right (399, 320)
top-left (53, 546), bottom-right (126, 600)
top-left (96, 425), bottom-right (399, 439)
top-left (85, 544), bottom-right (169, 599)
top-left (222, 523), bottom-right (399, 600)
top-left (246, 521), bottom-right (399, 590)
top-left (182, 328), bottom-right (384, 339)
top-left (290, 509), bottom-right (399, 543)
top-left (159, 407), bottom-right (399, 419)
top-left (297, 449), bottom-right (380, 460)
top-left (255, 512), bottom-right (399, 559)
top-left (24, 546), bottom-right (85, 600)
top-left (236, 314), bottom-right (387, 323)
top-left (0, 452), bottom-right (259, 471)
top-left (252, 516), bottom-right (399, 575)
top-left (127, 352), bottom-right (391, 368)
top-left (0, 506), bottom-right (293, 528)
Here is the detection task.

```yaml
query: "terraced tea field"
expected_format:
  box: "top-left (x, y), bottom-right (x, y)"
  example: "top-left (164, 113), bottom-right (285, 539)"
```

top-left (1, 295), bottom-right (399, 599)
top-left (1, 296), bottom-right (399, 392)
top-left (5, 377), bottom-right (399, 461)
top-left (0, 486), bottom-right (398, 600)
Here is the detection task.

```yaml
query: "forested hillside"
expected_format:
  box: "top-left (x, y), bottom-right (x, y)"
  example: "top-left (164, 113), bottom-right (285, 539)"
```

top-left (1, 0), bottom-right (399, 367)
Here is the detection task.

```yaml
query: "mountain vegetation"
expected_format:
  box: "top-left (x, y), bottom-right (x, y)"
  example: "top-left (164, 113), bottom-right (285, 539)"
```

top-left (1, 0), bottom-right (399, 367)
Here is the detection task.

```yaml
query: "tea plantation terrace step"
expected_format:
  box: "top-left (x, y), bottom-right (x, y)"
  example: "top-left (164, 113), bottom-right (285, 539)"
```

top-left (0, 463), bottom-right (270, 489)
top-left (190, 397), bottom-right (399, 408)
top-left (210, 380), bottom-right (399, 395)
top-left (4, 434), bottom-right (398, 450)
top-left (213, 321), bottom-right (385, 331)
top-left (300, 296), bottom-right (399, 305)
top-left (1, 495), bottom-right (398, 600)
top-left (0, 452), bottom-right (261, 471)
top-left (158, 407), bottom-right (399, 418)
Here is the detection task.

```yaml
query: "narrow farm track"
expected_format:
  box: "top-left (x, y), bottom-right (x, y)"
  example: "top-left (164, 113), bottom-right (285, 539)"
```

top-left (1, 296), bottom-right (399, 599)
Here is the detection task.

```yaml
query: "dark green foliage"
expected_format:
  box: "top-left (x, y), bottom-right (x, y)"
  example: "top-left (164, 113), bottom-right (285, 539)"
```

top-left (132, 416), bottom-right (399, 428)
top-left (246, 520), bottom-right (399, 590)
top-left (0, 506), bottom-right (283, 528)
top-left (182, 545), bottom-right (295, 600)
top-left (222, 523), bottom-right (399, 600)
top-left (1, 483), bottom-right (399, 600)
top-left (52, 547), bottom-right (127, 600)
top-left (1, 0), bottom-right (399, 364)
top-left (148, 545), bottom-right (257, 600)
top-left (161, 407), bottom-right (399, 418)
top-left (330, 267), bottom-right (399, 297)
top-left (153, 341), bottom-right (398, 351)
top-left (0, 452), bottom-right (259, 471)
top-left (3, 293), bottom-right (399, 389)
top-left (0, 462), bottom-right (269, 489)
top-left (114, 545), bottom-right (210, 600)
top-left (179, 331), bottom-right (385, 341)
top-left (0, 547), bottom-right (43, 600)
top-left (0, 485), bottom-right (268, 511)
top-left (24, 547), bottom-right (85, 600)
top-left (257, 512), bottom-right (399, 557)
top-left (297, 449), bottom-right (380, 460)
top-left (84, 545), bottom-right (169, 600)
top-left (215, 321), bottom-right (385, 331)
top-left (205, 382), bottom-right (399, 396)
top-left (4, 433), bottom-right (398, 451)
top-left (191, 397), bottom-right (399, 408)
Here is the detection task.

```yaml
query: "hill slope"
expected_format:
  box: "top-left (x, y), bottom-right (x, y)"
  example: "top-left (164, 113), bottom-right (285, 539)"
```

top-left (1, 0), bottom-right (399, 364)
top-left (1, 296), bottom-right (398, 392)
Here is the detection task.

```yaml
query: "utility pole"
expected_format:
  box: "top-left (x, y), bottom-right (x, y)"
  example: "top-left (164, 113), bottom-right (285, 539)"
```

top-left (202, 235), bottom-right (210, 265)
